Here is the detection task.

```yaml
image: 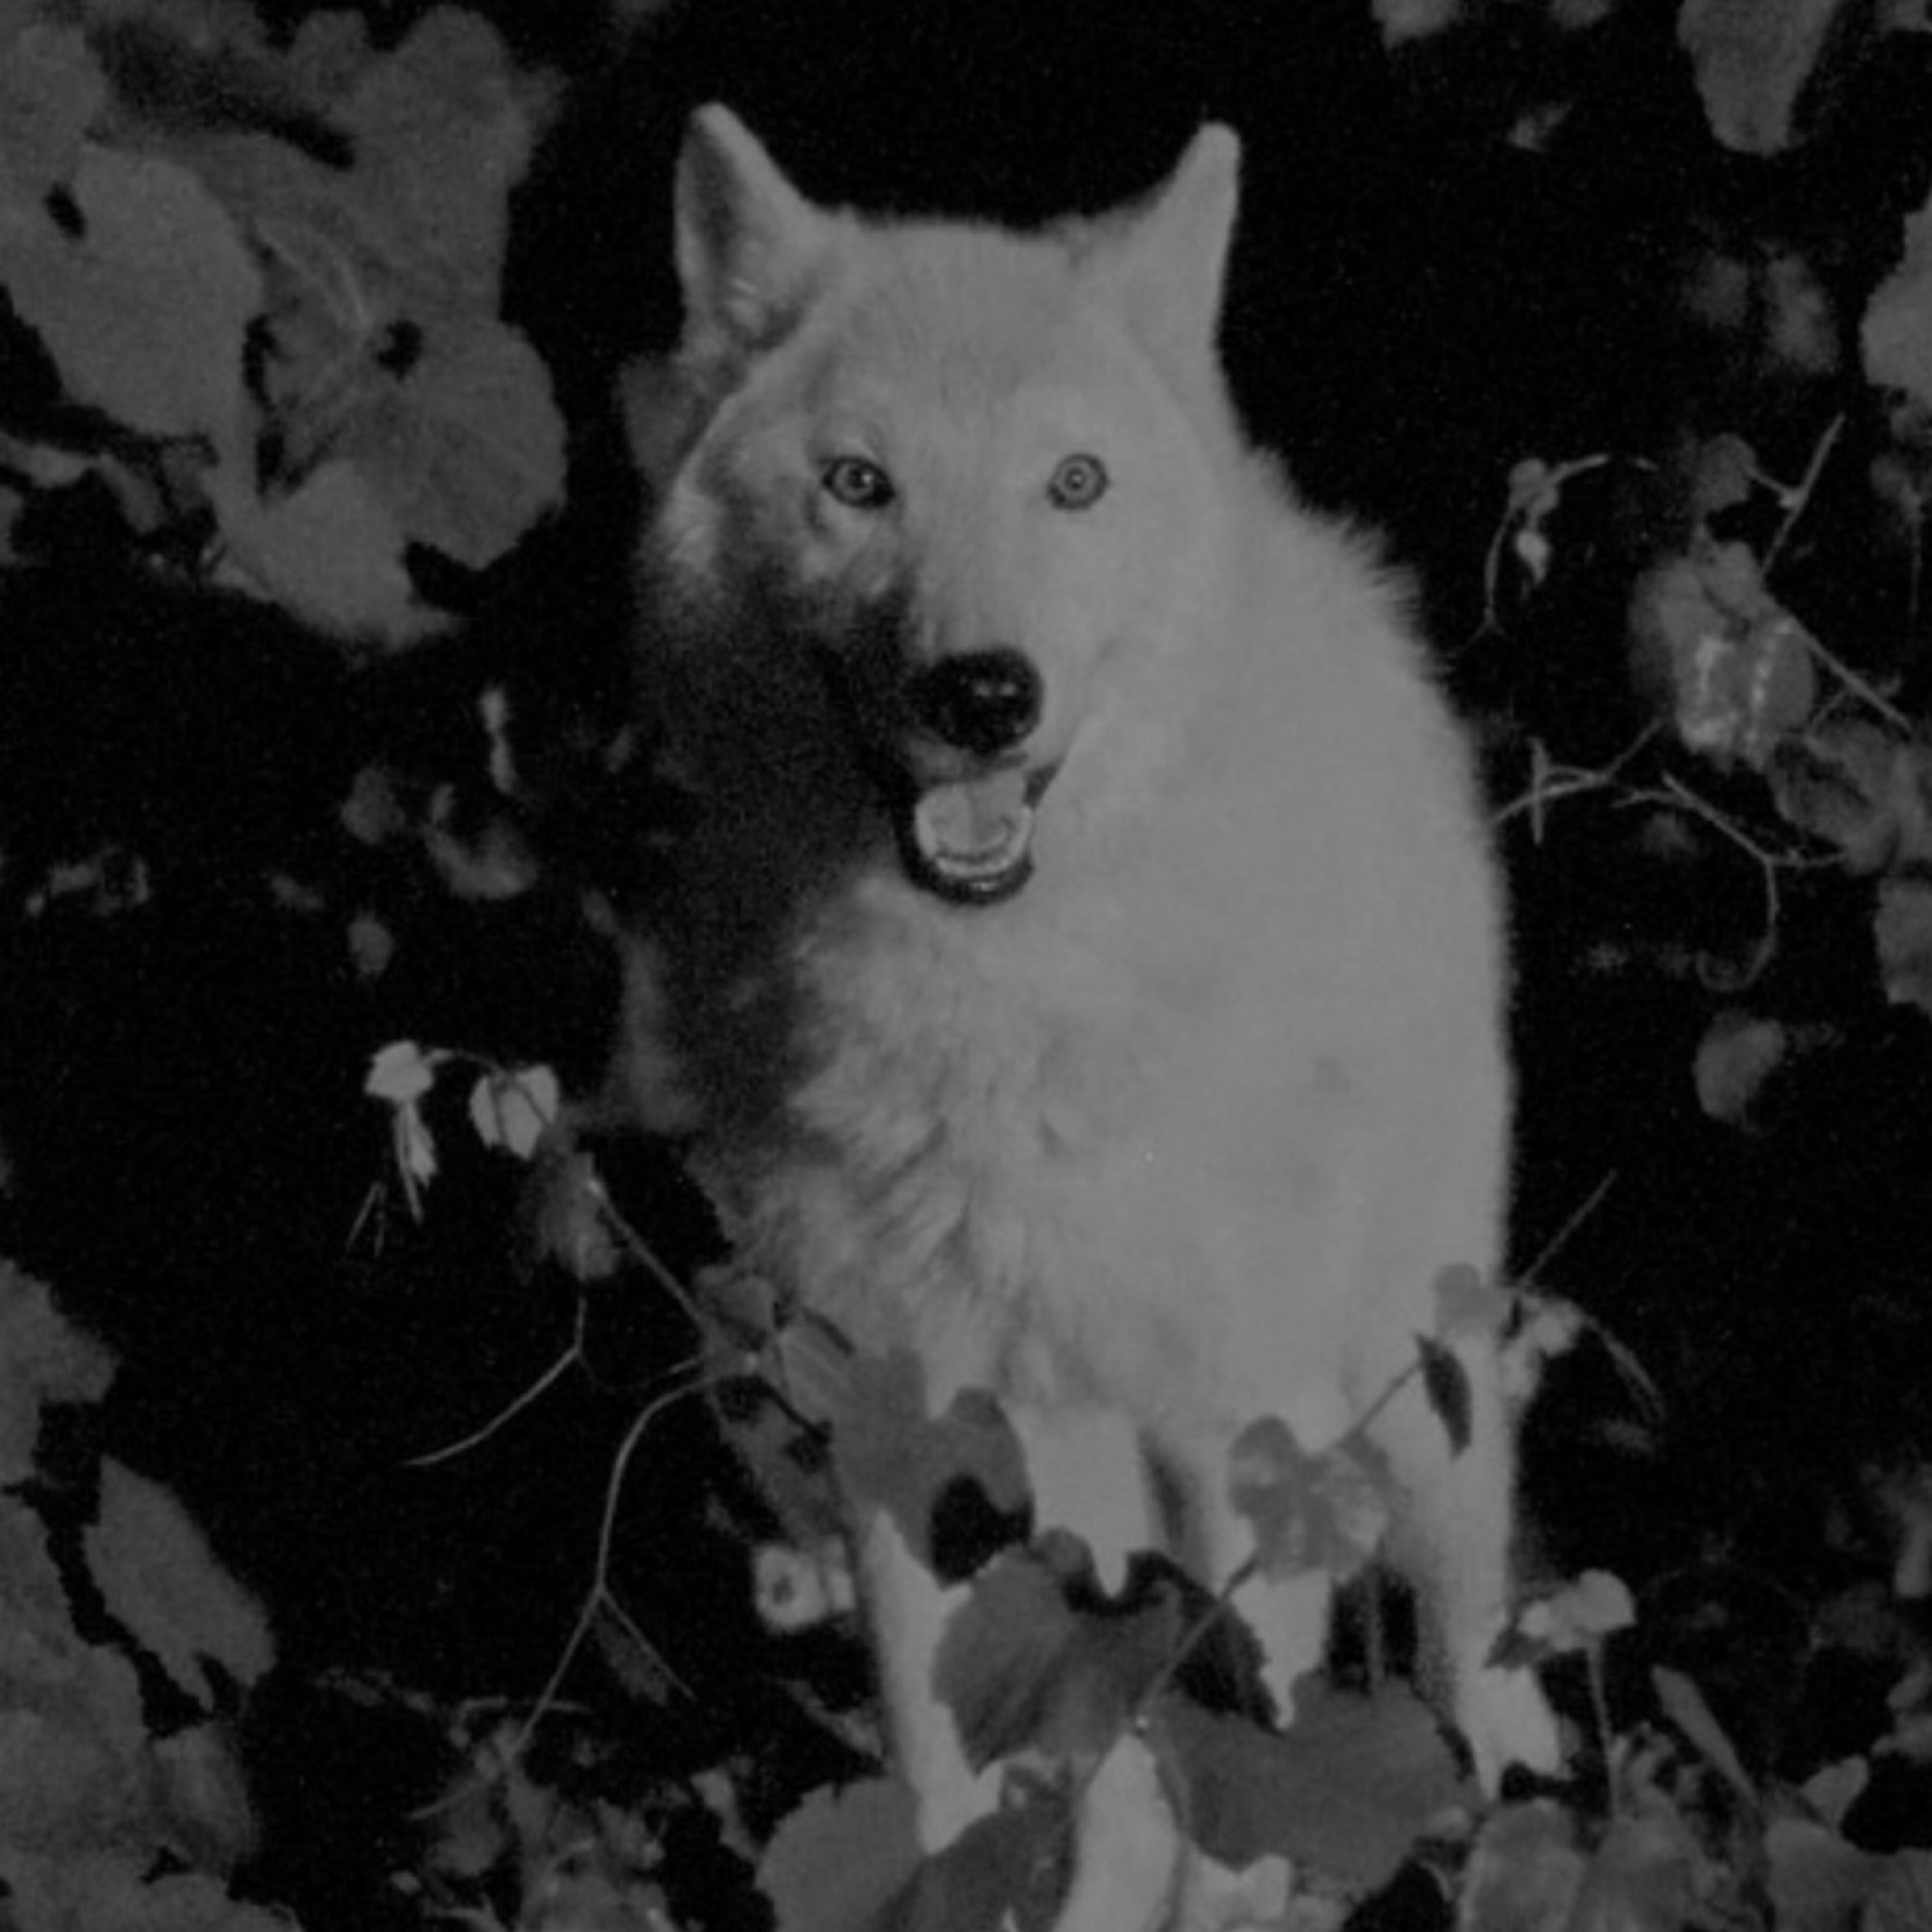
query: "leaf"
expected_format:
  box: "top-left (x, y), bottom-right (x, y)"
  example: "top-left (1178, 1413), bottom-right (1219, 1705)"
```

top-left (756, 1777), bottom-right (923, 1932)
top-left (1158, 1678), bottom-right (1464, 1888)
top-left (1867, 194), bottom-right (1932, 407)
top-left (367, 1044), bottom-right (439, 1206)
top-left (1766, 1816), bottom-right (1889, 1932)
top-left (358, 322), bottom-right (565, 569)
top-left (1770, 721), bottom-right (1926, 872)
top-left (589, 1596), bottom-right (684, 1708)
top-left (1679, 0), bottom-right (1848, 155)
top-left (526, 1147), bottom-right (621, 1282)
top-left (1864, 1851), bottom-right (1932, 1932)
top-left (1417, 1333), bottom-right (1474, 1455)
top-left (151, 1724), bottom-right (258, 1870)
top-left (1735, 610), bottom-right (1820, 759)
top-left (0, 1265), bottom-right (116, 1485)
top-left (0, 1503), bottom-right (152, 1848)
top-left (279, 9), bottom-right (377, 100)
top-left (1567, 1805), bottom-right (1703, 1932)
top-left (753, 1541), bottom-right (855, 1632)
top-left (902, 1793), bottom-right (1074, 1932)
top-left (396, 1107), bottom-right (438, 1200)
top-left (1516, 1571), bottom-right (1636, 1656)
top-left (1876, 876), bottom-right (1932, 1015)
top-left (0, 144), bottom-right (259, 440)
top-left (347, 911), bottom-right (392, 978)
top-left (336, 7), bottom-right (541, 299)
top-left (5, 1861), bottom-right (290, 1932)
top-left (1373, 0), bottom-right (1467, 51)
top-left (934, 1549), bottom-right (1191, 1773)
top-left (206, 456), bottom-right (448, 645)
top-left (144, 16), bottom-right (562, 589)
top-left (0, 24), bottom-right (106, 194)
top-left (1634, 547), bottom-right (1817, 767)
top-left (1688, 433), bottom-right (1761, 522)
top-left (930, 1548), bottom-right (1086, 1770)
top-left (468, 1063), bottom-right (559, 1159)
top-left (1227, 1416), bottom-right (1316, 1576)
top-left (1693, 1009), bottom-right (1790, 1123)
top-left (1652, 1665), bottom-right (1753, 1799)
top-left (1560, 1569), bottom-right (1636, 1636)
top-left (828, 1351), bottom-right (1029, 1572)
top-left (1457, 1799), bottom-right (1587, 1932)
top-left (1228, 1415), bottom-right (1392, 1580)
top-left (1509, 1296), bottom-right (1587, 1372)
top-left (1434, 1262), bottom-right (1515, 1344)
top-left (1801, 1757), bottom-right (1868, 1830)
top-left (85, 1461), bottom-right (275, 1706)
top-left (364, 1038), bottom-right (440, 1107)
top-left (424, 809), bottom-right (539, 901)
top-left (1874, 1464), bottom-right (1932, 1599)
top-left (1495, 454), bottom-right (1574, 590)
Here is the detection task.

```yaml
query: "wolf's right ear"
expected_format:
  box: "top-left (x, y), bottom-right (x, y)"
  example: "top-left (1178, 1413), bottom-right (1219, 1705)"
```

top-left (1083, 124), bottom-right (1240, 396)
top-left (673, 105), bottom-right (835, 359)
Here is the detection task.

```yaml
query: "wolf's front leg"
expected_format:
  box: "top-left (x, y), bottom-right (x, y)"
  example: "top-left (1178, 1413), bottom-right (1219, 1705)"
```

top-left (858, 1509), bottom-right (999, 1853)
top-left (858, 1397), bottom-right (1165, 1854)
top-left (1208, 1524), bottom-right (1339, 1720)
top-left (1182, 1406), bottom-right (1347, 1720)
top-left (1374, 1356), bottom-right (1563, 1786)
top-left (1008, 1401), bottom-right (1157, 1595)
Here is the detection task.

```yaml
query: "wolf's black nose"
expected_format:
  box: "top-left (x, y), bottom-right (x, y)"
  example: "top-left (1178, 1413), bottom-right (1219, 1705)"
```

top-left (913, 648), bottom-right (1042, 756)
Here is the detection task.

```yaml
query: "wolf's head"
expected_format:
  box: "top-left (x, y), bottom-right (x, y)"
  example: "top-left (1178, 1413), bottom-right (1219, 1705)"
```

top-left (632, 106), bottom-right (1242, 908)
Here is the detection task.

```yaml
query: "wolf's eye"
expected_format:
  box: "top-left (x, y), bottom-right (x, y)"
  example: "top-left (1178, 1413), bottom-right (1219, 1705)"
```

top-left (1047, 453), bottom-right (1109, 511)
top-left (822, 455), bottom-right (896, 511)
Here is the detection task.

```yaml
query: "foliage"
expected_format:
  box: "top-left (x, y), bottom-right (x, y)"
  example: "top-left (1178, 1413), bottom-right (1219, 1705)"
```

top-left (361, 1058), bottom-right (1588, 1926)
top-left (1435, 3), bottom-right (1932, 1139)
top-left (0, 0), bottom-right (564, 644)
top-left (358, 1046), bottom-right (1932, 1927)
top-left (1488, 369), bottom-right (1932, 1125)
top-left (0, 1264), bottom-right (281, 1931)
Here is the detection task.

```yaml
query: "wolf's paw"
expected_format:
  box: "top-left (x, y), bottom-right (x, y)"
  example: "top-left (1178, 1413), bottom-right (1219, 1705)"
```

top-left (1462, 1663), bottom-right (1564, 1790)
top-left (1049, 1735), bottom-right (1181, 1932)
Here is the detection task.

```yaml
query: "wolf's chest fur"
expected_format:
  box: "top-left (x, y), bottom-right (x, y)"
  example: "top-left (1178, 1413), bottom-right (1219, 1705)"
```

top-left (692, 871), bottom-right (1179, 1381)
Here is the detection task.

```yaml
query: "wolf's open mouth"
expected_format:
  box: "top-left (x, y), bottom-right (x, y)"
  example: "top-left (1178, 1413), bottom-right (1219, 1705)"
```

top-left (898, 765), bottom-right (1040, 905)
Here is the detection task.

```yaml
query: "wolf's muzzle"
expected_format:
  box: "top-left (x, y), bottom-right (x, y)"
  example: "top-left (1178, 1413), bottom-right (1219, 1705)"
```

top-left (810, 619), bottom-right (1051, 907)
top-left (894, 648), bottom-right (1048, 905)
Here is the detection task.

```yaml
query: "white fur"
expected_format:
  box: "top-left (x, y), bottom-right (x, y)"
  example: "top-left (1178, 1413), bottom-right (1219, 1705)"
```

top-left (622, 104), bottom-right (1560, 1872)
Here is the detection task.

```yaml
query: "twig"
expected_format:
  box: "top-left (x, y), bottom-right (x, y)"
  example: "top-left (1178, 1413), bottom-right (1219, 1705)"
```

top-left (404, 1300), bottom-right (589, 1468)
top-left (505, 1355), bottom-right (716, 1761)
top-left (1760, 412), bottom-right (1843, 577)
top-left (1519, 1172), bottom-right (1617, 1288)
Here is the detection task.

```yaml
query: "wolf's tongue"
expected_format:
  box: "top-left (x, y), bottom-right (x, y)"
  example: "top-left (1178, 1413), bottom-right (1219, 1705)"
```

top-left (906, 767), bottom-right (1036, 903)
top-left (915, 768), bottom-right (1032, 863)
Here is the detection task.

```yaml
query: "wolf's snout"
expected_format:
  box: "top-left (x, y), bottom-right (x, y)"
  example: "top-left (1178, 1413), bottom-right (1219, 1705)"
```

top-left (911, 648), bottom-right (1041, 757)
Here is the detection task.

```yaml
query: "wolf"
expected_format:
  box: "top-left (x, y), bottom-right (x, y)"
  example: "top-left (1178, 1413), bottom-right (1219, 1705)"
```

top-left (616, 102), bottom-right (1561, 1869)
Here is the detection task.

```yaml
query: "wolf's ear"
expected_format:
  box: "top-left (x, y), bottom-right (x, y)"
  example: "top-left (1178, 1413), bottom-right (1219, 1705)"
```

top-left (1085, 124), bottom-right (1240, 382)
top-left (673, 104), bottom-right (835, 357)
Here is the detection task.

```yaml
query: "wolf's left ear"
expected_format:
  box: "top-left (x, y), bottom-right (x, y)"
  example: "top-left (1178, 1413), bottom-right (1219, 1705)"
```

top-left (673, 104), bottom-right (837, 359)
top-left (1085, 124), bottom-right (1240, 380)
